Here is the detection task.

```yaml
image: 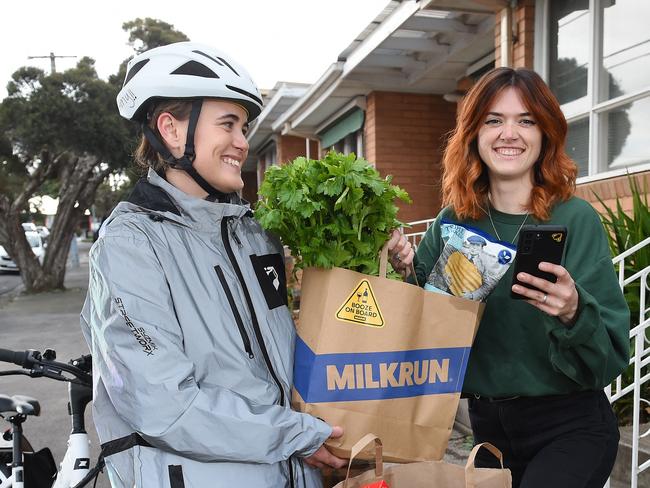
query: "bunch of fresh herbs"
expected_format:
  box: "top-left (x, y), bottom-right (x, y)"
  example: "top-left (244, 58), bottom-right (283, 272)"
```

top-left (255, 151), bottom-right (410, 275)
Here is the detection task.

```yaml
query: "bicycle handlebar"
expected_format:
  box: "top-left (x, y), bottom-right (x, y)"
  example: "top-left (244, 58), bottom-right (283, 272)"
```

top-left (0, 348), bottom-right (92, 386)
top-left (0, 348), bottom-right (29, 367)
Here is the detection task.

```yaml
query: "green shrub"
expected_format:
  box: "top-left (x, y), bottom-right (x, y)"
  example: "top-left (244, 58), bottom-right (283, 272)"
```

top-left (594, 175), bottom-right (650, 425)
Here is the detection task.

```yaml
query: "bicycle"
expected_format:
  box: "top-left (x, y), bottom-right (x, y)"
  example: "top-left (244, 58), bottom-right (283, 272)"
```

top-left (0, 348), bottom-right (104, 487)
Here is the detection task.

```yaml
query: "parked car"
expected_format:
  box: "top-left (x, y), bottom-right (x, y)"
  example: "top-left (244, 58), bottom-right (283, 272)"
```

top-left (0, 231), bottom-right (45, 272)
top-left (21, 222), bottom-right (37, 232)
top-left (35, 225), bottom-right (50, 245)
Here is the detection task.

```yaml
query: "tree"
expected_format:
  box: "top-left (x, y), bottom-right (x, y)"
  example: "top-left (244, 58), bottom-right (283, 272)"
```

top-left (0, 19), bottom-right (190, 293)
top-left (0, 59), bottom-right (132, 292)
top-left (92, 174), bottom-right (137, 228)
top-left (123, 18), bottom-right (190, 53)
top-left (109, 18), bottom-right (190, 87)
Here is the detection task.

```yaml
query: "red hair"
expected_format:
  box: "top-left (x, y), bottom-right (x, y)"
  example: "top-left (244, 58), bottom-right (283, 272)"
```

top-left (441, 67), bottom-right (577, 221)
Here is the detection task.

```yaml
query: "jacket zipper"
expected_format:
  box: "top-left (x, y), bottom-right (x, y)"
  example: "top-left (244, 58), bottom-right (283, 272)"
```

top-left (221, 217), bottom-right (286, 405)
top-left (221, 216), bottom-right (295, 488)
top-left (214, 265), bottom-right (254, 359)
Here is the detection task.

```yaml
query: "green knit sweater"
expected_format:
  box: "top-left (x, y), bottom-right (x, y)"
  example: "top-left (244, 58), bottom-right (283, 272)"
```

top-left (413, 197), bottom-right (630, 397)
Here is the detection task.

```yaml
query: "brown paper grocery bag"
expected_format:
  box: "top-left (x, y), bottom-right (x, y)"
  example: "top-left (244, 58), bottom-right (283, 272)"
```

top-left (292, 246), bottom-right (484, 462)
top-left (333, 434), bottom-right (511, 488)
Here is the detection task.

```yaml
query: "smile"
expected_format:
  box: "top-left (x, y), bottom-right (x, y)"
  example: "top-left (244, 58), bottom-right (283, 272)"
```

top-left (222, 157), bottom-right (241, 168)
top-left (493, 147), bottom-right (524, 156)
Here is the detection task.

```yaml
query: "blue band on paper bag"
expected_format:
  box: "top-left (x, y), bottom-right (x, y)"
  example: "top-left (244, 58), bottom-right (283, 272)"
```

top-left (294, 335), bottom-right (471, 403)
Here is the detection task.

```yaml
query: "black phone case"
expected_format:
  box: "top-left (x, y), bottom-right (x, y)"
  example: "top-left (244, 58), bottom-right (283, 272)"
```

top-left (510, 224), bottom-right (567, 299)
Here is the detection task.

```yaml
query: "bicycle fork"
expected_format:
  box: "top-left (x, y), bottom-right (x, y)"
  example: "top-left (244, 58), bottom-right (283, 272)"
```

top-left (53, 433), bottom-right (90, 487)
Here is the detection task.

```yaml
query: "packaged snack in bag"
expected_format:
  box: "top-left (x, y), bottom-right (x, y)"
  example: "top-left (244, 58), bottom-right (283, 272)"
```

top-left (424, 220), bottom-right (516, 301)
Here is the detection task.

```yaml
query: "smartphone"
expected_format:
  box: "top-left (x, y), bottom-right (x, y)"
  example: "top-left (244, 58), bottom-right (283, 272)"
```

top-left (510, 224), bottom-right (568, 299)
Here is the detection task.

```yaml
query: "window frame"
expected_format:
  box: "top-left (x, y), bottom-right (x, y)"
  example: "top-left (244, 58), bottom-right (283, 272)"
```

top-left (257, 140), bottom-right (277, 189)
top-left (535, 0), bottom-right (650, 183)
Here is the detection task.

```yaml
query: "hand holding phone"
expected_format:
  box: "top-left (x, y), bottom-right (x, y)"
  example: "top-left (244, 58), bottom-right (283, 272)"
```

top-left (510, 225), bottom-right (567, 299)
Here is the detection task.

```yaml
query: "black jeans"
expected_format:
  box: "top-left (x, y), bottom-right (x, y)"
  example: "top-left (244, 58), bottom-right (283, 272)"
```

top-left (467, 390), bottom-right (620, 488)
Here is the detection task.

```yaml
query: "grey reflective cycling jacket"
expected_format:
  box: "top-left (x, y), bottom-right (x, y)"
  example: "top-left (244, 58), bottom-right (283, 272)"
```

top-left (80, 170), bottom-right (330, 487)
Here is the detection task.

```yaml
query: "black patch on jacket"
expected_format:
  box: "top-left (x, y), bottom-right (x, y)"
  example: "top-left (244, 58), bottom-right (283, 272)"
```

top-left (250, 253), bottom-right (288, 310)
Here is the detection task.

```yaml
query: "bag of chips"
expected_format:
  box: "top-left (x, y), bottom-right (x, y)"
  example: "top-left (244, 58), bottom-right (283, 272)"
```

top-left (424, 221), bottom-right (516, 302)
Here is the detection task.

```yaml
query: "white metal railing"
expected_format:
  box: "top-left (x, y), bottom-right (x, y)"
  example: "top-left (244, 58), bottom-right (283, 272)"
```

top-left (405, 218), bottom-right (650, 487)
top-left (607, 236), bottom-right (650, 488)
top-left (403, 217), bottom-right (436, 249)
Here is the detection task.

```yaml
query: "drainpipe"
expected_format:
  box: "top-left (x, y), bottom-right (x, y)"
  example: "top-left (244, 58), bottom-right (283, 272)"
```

top-left (499, 0), bottom-right (517, 67)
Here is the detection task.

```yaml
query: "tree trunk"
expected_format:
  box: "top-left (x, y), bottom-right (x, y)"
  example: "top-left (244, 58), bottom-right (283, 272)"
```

top-left (0, 153), bottom-right (110, 293)
top-left (1, 210), bottom-right (57, 293)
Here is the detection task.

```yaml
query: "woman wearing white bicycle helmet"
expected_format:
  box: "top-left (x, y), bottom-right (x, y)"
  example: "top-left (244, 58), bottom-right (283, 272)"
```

top-left (81, 42), bottom-right (346, 488)
top-left (117, 41), bottom-right (263, 199)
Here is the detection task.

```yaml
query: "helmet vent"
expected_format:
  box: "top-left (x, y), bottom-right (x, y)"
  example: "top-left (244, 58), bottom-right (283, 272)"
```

top-left (171, 61), bottom-right (220, 79)
top-left (123, 59), bottom-right (150, 87)
top-left (226, 84), bottom-right (262, 105)
top-left (192, 50), bottom-right (224, 66)
top-left (217, 57), bottom-right (239, 77)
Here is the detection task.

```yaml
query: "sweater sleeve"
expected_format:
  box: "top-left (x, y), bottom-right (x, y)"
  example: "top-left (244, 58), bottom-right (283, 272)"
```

top-left (542, 204), bottom-right (630, 389)
top-left (411, 212), bottom-right (445, 287)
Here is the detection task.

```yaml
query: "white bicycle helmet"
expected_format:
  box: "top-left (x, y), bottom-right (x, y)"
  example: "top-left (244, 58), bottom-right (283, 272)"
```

top-left (117, 41), bottom-right (263, 122)
top-left (116, 42), bottom-right (263, 200)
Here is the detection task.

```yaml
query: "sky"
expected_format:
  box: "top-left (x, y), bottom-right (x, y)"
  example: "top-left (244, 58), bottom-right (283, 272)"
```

top-left (1, 0), bottom-right (390, 100)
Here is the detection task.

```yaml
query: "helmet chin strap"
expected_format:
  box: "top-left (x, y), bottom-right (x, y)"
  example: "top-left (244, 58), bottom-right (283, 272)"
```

top-left (142, 99), bottom-right (232, 202)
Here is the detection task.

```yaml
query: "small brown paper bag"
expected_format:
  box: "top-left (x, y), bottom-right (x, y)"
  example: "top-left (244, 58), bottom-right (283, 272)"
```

top-left (333, 434), bottom-right (512, 488)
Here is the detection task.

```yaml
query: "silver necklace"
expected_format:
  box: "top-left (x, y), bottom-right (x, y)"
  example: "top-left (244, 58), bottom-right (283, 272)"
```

top-left (486, 204), bottom-right (529, 243)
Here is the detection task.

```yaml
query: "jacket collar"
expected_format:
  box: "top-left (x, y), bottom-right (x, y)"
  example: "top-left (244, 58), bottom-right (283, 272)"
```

top-left (122, 169), bottom-right (251, 230)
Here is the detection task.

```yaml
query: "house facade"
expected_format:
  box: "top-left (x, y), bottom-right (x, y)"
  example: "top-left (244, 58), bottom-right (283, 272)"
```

top-left (245, 0), bottom-right (649, 223)
top-left (242, 4), bottom-right (650, 485)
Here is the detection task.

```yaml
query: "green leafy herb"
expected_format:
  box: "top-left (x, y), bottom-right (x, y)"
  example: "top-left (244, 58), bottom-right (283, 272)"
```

top-left (255, 151), bottom-right (411, 275)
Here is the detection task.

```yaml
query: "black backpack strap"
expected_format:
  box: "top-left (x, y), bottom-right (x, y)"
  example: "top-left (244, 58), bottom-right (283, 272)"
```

top-left (100, 432), bottom-right (153, 457)
top-left (68, 433), bottom-right (152, 488)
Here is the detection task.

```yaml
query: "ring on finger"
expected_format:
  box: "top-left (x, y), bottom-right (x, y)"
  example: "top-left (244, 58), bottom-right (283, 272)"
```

top-left (541, 294), bottom-right (548, 304)
top-left (394, 253), bottom-right (402, 262)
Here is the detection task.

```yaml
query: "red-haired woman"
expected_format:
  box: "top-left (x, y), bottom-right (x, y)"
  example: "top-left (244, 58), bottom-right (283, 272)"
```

top-left (410, 68), bottom-right (630, 487)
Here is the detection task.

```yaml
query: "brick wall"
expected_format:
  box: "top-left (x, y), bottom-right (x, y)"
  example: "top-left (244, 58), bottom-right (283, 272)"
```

top-left (365, 91), bottom-right (457, 223)
top-left (495, 0), bottom-right (535, 68)
top-left (276, 135), bottom-right (319, 164)
top-left (575, 172), bottom-right (650, 216)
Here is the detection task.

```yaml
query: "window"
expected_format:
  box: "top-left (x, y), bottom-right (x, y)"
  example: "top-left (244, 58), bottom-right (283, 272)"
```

top-left (262, 144), bottom-right (277, 171)
top-left (327, 131), bottom-right (363, 157)
top-left (565, 117), bottom-right (589, 177)
top-left (548, 0), bottom-right (589, 112)
top-left (539, 0), bottom-right (650, 179)
top-left (318, 108), bottom-right (365, 157)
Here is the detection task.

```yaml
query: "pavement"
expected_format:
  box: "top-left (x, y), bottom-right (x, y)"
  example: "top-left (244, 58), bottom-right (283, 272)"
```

top-left (0, 239), bottom-right (109, 487)
top-left (0, 240), bottom-right (474, 487)
top-left (0, 273), bottom-right (21, 296)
